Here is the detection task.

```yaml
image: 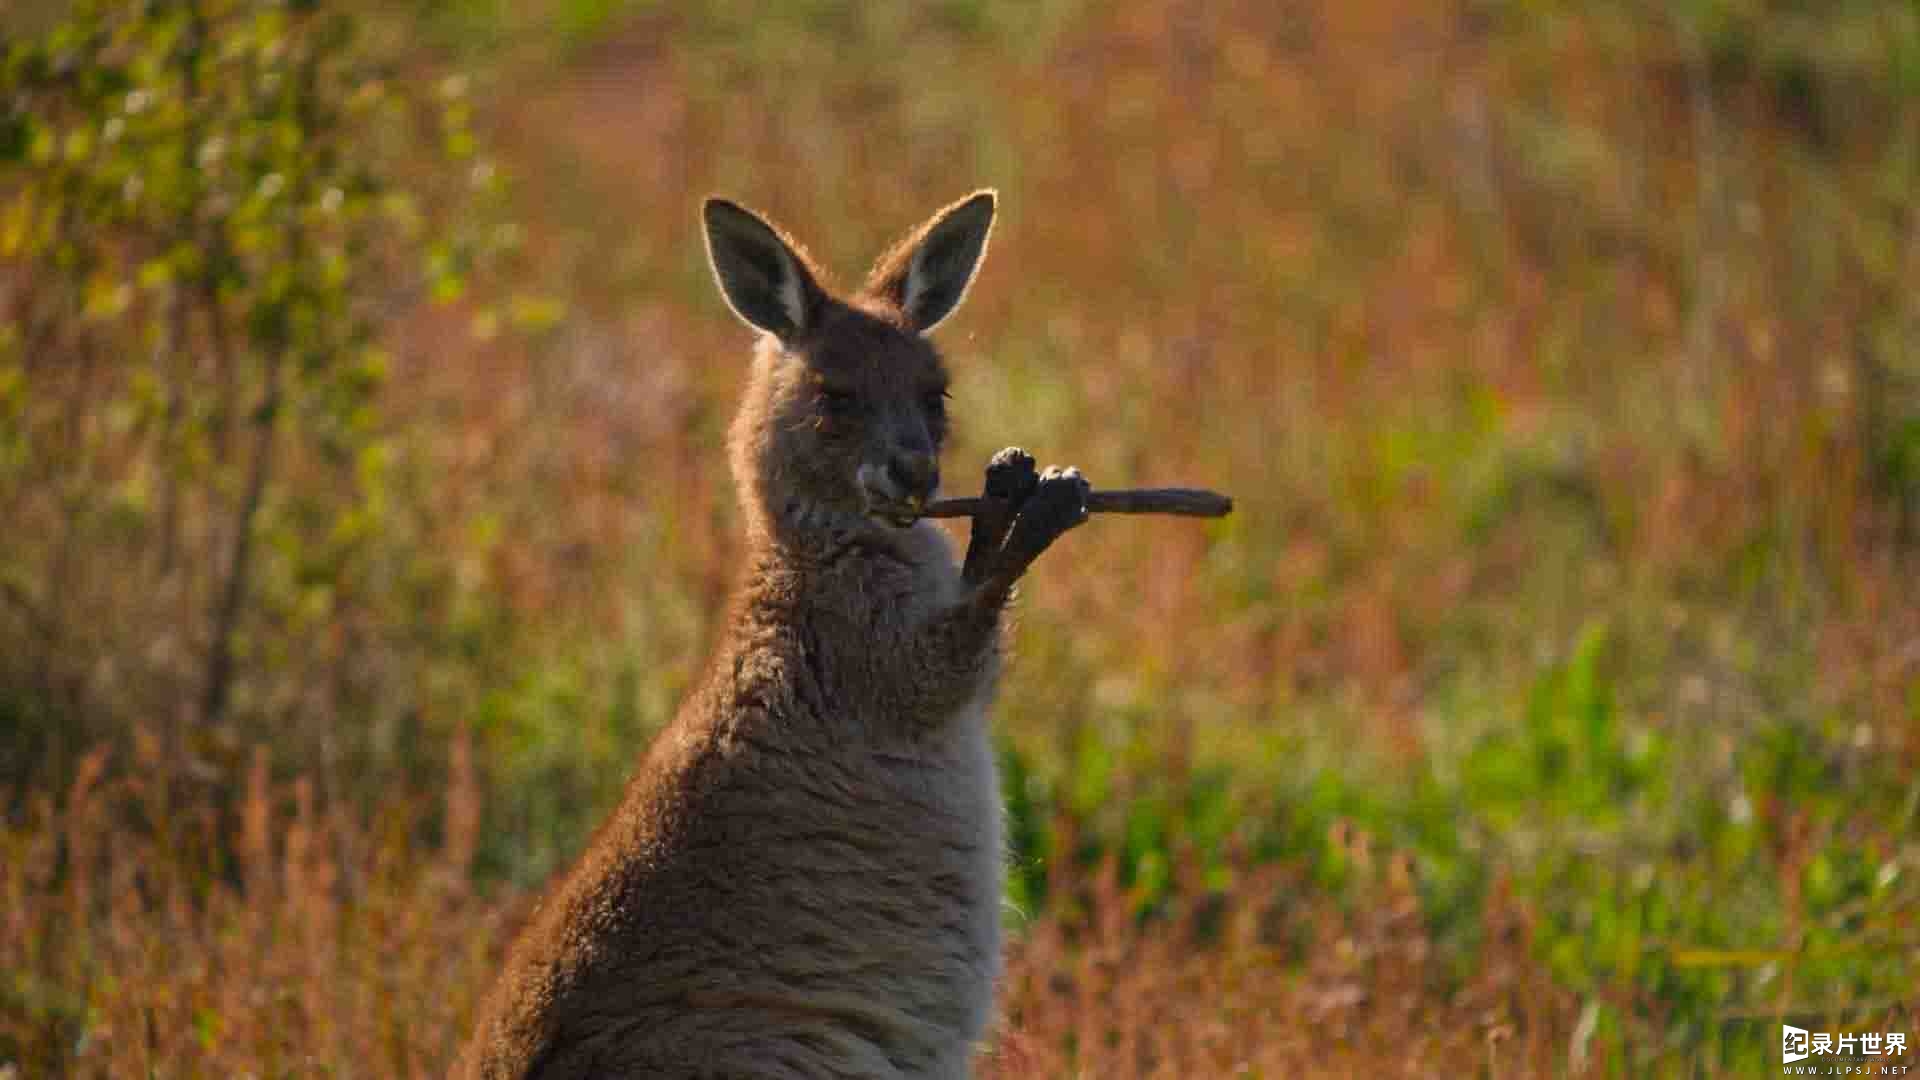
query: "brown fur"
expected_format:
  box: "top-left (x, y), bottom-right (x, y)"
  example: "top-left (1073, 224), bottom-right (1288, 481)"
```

top-left (456, 192), bottom-right (1088, 1078)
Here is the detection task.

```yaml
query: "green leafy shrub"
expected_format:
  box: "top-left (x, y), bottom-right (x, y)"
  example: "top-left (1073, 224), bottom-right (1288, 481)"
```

top-left (0, 0), bottom-right (518, 793)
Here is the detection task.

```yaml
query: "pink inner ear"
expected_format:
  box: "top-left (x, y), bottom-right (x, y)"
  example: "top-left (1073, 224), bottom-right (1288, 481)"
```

top-left (774, 252), bottom-right (808, 330)
top-left (900, 228), bottom-right (988, 331)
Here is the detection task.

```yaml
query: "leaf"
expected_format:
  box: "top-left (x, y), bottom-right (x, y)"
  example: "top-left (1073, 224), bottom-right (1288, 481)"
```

top-left (0, 113), bottom-right (31, 162)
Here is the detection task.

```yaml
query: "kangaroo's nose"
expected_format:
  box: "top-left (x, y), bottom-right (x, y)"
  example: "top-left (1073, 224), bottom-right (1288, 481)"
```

top-left (887, 452), bottom-right (938, 500)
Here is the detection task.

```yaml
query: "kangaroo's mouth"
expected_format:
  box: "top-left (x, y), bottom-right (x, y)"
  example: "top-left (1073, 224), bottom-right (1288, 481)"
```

top-left (856, 463), bottom-right (931, 528)
top-left (865, 497), bottom-right (925, 529)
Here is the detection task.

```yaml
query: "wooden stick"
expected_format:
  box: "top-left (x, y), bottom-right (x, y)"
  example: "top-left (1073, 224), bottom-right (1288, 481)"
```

top-left (920, 487), bottom-right (1233, 520)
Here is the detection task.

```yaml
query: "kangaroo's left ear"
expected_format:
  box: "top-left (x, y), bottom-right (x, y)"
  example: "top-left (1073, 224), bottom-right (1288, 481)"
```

top-left (862, 190), bottom-right (997, 334)
top-left (703, 197), bottom-right (829, 343)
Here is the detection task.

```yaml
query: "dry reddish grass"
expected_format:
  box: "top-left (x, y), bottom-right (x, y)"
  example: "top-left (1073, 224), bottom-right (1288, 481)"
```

top-left (986, 830), bottom-right (1586, 1078)
top-left (3, 744), bottom-right (1596, 1078)
top-left (2, 736), bottom-right (499, 1076)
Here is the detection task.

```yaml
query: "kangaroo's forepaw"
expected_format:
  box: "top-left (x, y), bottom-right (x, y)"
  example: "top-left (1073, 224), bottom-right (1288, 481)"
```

top-left (992, 465), bottom-right (1089, 587)
top-left (963, 447), bottom-right (1040, 587)
top-left (984, 447), bottom-right (1039, 507)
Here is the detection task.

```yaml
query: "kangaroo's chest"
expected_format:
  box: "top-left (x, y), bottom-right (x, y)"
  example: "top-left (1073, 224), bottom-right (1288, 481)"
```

top-left (853, 691), bottom-right (1004, 1062)
top-left (668, 537), bottom-right (1006, 1066)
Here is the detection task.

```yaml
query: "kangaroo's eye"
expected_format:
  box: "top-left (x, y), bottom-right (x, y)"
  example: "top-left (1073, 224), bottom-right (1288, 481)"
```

top-left (820, 389), bottom-right (859, 417)
top-left (923, 390), bottom-right (949, 417)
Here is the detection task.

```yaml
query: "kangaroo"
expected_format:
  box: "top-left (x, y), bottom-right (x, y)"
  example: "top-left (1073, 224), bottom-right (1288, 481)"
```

top-left (456, 190), bottom-right (1090, 1079)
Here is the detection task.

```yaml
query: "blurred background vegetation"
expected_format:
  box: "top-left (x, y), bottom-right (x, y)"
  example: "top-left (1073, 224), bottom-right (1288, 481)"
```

top-left (2, 0), bottom-right (1916, 1074)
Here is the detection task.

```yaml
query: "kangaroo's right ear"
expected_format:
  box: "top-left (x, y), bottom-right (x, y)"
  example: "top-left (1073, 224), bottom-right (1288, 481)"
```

top-left (702, 198), bottom-right (828, 342)
top-left (863, 190), bottom-right (997, 334)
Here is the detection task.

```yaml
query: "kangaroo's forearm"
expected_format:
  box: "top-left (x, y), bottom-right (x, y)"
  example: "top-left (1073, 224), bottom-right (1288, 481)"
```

top-left (896, 588), bottom-right (1008, 722)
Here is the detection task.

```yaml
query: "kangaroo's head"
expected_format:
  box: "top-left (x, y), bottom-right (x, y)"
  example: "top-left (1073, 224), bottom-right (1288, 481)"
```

top-left (704, 191), bottom-right (996, 541)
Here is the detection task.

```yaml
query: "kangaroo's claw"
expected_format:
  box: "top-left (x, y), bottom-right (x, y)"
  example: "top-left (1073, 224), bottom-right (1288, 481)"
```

top-left (962, 447), bottom-right (1038, 586)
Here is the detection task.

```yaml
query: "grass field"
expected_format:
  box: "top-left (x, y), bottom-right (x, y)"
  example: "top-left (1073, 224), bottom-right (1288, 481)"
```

top-left (4, 1), bottom-right (1918, 1075)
